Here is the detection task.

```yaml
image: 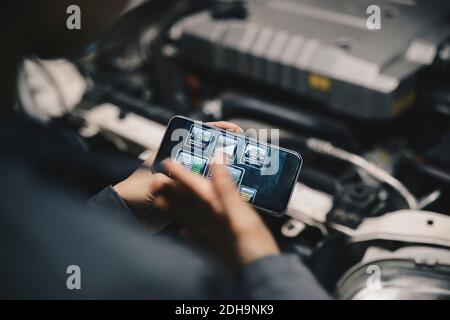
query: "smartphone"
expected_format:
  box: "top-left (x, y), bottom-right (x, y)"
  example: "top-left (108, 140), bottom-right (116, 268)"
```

top-left (152, 116), bottom-right (302, 216)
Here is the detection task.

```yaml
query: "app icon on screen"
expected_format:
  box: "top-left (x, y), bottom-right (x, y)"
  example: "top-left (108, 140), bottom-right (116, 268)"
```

top-left (242, 143), bottom-right (268, 168)
top-left (176, 151), bottom-right (208, 175)
top-left (187, 126), bottom-right (214, 150)
top-left (240, 186), bottom-right (257, 203)
top-left (208, 165), bottom-right (244, 186)
top-left (215, 134), bottom-right (239, 161)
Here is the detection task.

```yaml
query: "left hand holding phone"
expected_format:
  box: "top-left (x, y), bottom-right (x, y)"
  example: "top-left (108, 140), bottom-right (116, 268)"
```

top-left (113, 121), bottom-right (244, 227)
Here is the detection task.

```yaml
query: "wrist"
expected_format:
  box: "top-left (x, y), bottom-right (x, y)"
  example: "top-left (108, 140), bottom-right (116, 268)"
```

top-left (113, 180), bottom-right (153, 216)
top-left (232, 221), bottom-right (280, 266)
top-left (113, 180), bottom-right (130, 206)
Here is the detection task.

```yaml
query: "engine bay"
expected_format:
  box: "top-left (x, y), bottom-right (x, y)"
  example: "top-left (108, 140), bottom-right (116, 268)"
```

top-left (19, 0), bottom-right (450, 299)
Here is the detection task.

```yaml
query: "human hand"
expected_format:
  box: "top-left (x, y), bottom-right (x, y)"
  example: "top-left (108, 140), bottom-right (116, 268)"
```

top-left (113, 121), bottom-right (244, 225)
top-left (153, 158), bottom-right (280, 267)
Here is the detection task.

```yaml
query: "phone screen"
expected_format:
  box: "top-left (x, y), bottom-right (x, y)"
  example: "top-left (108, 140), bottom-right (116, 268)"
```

top-left (153, 116), bottom-right (302, 216)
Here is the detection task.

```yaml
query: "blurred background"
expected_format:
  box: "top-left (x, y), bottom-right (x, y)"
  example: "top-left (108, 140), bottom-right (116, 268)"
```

top-left (16, 0), bottom-right (450, 299)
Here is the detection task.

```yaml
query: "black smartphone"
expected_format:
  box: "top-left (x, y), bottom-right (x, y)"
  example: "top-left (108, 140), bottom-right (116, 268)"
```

top-left (152, 116), bottom-right (302, 216)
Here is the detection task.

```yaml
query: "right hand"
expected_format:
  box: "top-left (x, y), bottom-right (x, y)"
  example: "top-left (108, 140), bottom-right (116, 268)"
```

top-left (153, 158), bottom-right (280, 268)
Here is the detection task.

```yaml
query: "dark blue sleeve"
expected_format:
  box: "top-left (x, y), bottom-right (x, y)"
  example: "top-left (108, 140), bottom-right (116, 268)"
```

top-left (88, 186), bottom-right (141, 228)
top-left (242, 255), bottom-right (330, 300)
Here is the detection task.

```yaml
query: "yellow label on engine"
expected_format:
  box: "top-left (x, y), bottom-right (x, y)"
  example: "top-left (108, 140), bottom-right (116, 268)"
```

top-left (393, 91), bottom-right (416, 115)
top-left (308, 73), bottom-right (331, 92)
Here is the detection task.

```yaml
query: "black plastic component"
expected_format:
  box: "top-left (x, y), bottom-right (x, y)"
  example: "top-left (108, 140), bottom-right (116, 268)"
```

top-left (220, 93), bottom-right (354, 147)
top-left (210, 0), bottom-right (248, 20)
top-left (426, 132), bottom-right (450, 171)
top-left (328, 183), bottom-right (381, 229)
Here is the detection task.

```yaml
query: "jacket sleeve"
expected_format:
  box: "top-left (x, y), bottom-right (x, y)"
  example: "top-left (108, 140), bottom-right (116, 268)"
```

top-left (242, 254), bottom-right (330, 300)
top-left (88, 186), bottom-right (141, 228)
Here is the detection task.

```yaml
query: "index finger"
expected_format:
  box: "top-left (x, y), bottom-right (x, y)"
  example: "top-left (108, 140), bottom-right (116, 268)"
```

top-left (207, 121), bottom-right (244, 134)
top-left (162, 159), bottom-right (213, 202)
top-left (211, 160), bottom-right (251, 218)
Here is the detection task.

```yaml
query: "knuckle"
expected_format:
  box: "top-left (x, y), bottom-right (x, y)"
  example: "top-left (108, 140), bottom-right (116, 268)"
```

top-left (154, 173), bottom-right (168, 182)
top-left (153, 173), bottom-right (170, 189)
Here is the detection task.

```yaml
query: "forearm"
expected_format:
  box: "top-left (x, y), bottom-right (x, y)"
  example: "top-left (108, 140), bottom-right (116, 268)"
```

top-left (88, 186), bottom-right (141, 227)
top-left (89, 186), bottom-right (172, 233)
